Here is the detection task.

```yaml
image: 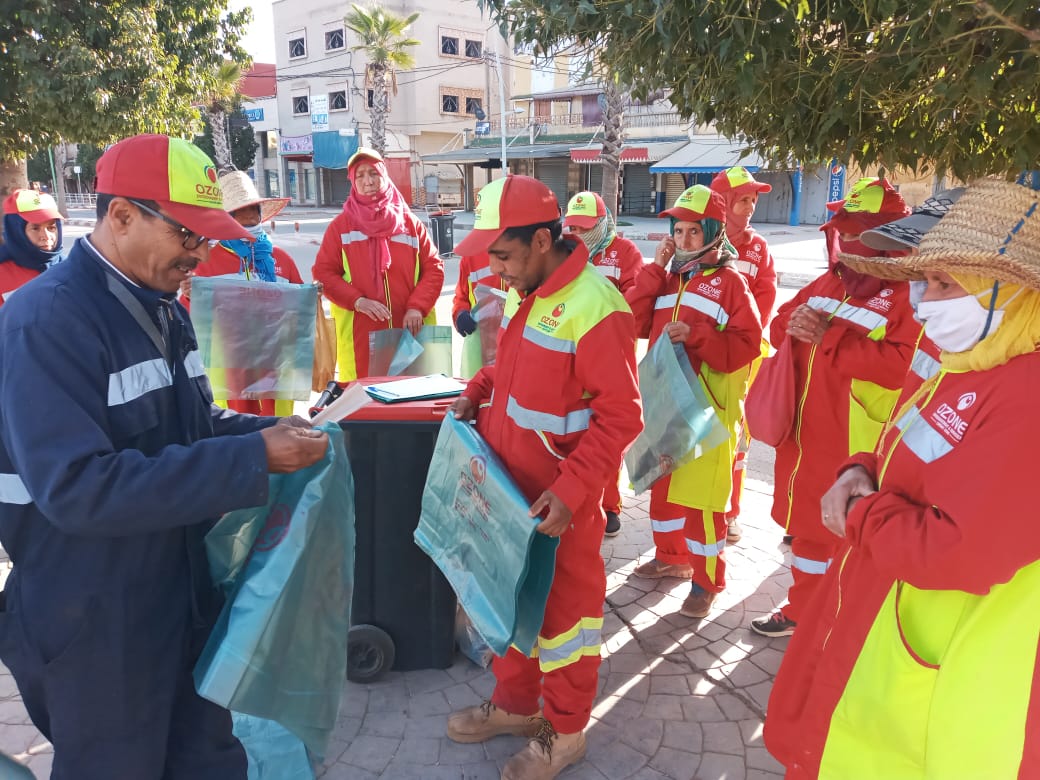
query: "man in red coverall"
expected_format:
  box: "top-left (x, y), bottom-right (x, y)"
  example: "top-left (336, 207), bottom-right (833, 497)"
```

top-left (445, 175), bottom-right (643, 780)
top-left (710, 167), bottom-right (779, 544)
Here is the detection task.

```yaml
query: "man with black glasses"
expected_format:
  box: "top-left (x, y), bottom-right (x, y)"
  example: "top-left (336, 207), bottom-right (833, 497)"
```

top-left (0, 134), bottom-right (328, 778)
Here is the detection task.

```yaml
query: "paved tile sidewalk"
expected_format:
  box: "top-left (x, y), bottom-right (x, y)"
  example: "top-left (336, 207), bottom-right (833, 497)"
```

top-left (0, 478), bottom-right (793, 779)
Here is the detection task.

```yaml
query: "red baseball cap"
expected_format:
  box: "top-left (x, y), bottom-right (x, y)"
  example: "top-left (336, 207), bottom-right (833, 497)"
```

top-left (95, 134), bottom-right (250, 241)
top-left (3, 189), bottom-right (62, 223)
top-left (821, 177), bottom-right (910, 233)
top-left (710, 167), bottom-right (772, 196)
top-left (659, 185), bottom-right (727, 223)
top-left (454, 175), bottom-right (561, 255)
top-left (563, 191), bottom-right (606, 229)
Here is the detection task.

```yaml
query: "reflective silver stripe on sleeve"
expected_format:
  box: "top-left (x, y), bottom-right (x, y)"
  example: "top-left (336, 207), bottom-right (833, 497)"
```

top-left (522, 325), bottom-right (577, 354)
top-left (184, 350), bottom-right (207, 379)
top-left (500, 313), bottom-right (511, 330)
top-left (390, 234), bottom-right (420, 249)
top-left (0, 474), bottom-right (31, 505)
top-left (108, 358), bottom-right (173, 407)
top-left (687, 538), bottom-right (726, 557)
top-left (506, 395), bottom-right (591, 435)
top-left (896, 410), bottom-right (955, 464)
top-left (792, 555), bottom-right (830, 575)
top-left (654, 293), bottom-right (679, 310)
top-left (651, 517), bottom-right (685, 534)
top-left (595, 265), bottom-right (621, 280)
top-left (736, 260), bottom-right (759, 278)
top-left (832, 302), bottom-right (888, 332)
top-left (652, 291), bottom-right (731, 325)
top-left (340, 231), bottom-right (369, 244)
top-left (469, 270), bottom-right (493, 285)
top-left (807, 295), bottom-right (842, 315)
top-left (911, 349), bottom-right (940, 381)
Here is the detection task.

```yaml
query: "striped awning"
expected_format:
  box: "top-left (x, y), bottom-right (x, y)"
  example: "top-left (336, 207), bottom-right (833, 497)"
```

top-left (570, 142), bottom-right (684, 164)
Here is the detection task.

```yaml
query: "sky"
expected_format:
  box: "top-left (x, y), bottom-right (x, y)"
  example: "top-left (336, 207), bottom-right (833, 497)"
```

top-left (232, 0), bottom-right (277, 64)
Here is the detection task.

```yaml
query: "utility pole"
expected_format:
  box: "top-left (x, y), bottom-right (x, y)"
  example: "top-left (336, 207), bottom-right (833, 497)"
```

top-left (493, 40), bottom-right (508, 178)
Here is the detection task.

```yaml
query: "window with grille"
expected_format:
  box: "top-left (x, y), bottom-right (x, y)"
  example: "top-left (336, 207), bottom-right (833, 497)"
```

top-left (329, 90), bottom-right (347, 111)
top-left (288, 36), bottom-right (306, 59)
top-left (466, 97), bottom-right (483, 115)
top-left (442, 94), bottom-right (459, 113)
top-left (441, 36), bottom-right (458, 55)
top-left (465, 40), bottom-right (482, 58)
top-left (325, 29), bottom-right (344, 51)
top-left (292, 95), bottom-right (309, 115)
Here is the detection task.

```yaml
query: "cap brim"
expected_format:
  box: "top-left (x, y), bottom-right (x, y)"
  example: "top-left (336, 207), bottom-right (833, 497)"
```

top-left (455, 227), bottom-right (506, 257)
top-left (837, 251), bottom-right (924, 281)
top-left (259, 198), bottom-right (290, 222)
top-left (860, 213), bottom-right (942, 251)
top-left (564, 214), bottom-right (599, 229)
top-left (659, 206), bottom-right (703, 222)
top-left (826, 199), bottom-right (846, 212)
top-left (162, 201), bottom-right (251, 241)
top-left (18, 207), bottom-right (63, 223)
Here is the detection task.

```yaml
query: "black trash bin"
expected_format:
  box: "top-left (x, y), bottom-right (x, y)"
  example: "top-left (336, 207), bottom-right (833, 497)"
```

top-left (337, 380), bottom-right (458, 682)
top-left (429, 212), bottom-right (456, 257)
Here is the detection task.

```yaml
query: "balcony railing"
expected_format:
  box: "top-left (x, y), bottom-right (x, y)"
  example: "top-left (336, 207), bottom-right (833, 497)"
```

top-left (486, 110), bottom-right (684, 134)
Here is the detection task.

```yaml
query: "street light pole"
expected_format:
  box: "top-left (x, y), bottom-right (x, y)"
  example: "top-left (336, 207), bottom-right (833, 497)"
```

top-left (494, 40), bottom-right (508, 177)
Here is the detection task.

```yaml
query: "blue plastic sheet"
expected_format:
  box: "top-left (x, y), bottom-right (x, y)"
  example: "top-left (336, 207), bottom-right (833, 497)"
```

top-left (232, 713), bottom-right (313, 780)
top-left (368, 325), bottom-right (453, 376)
top-left (194, 423), bottom-right (355, 767)
top-left (414, 415), bottom-right (558, 656)
top-left (191, 277), bottom-right (317, 401)
top-left (625, 337), bottom-right (729, 494)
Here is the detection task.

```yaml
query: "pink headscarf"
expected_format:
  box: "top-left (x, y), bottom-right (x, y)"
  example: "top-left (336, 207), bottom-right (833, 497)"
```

top-left (342, 154), bottom-right (409, 298)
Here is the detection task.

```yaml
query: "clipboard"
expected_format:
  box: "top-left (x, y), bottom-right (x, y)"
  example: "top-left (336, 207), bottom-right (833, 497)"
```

top-left (364, 374), bottom-right (467, 404)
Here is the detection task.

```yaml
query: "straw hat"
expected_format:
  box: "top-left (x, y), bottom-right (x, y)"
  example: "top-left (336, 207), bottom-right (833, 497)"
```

top-left (218, 170), bottom-right (289, 222)
top-left (838, 179), bottom-right (1040, 289)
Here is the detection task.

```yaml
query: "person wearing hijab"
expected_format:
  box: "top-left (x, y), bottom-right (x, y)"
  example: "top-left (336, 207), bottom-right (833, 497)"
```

top-left (766, 178), bottom-right (1040, 779)
top-left (563, 191), bottom-right (645, 538)
top-left (625, 185), bottom-right (762, 619)
top-left (0, 189), bottom-right (63, 305)
top-left (181, 171), bottom-right (303, 416)
top-left (750, 177), bottom-right (920, 638)
top-left (313, 148), bottom-right (444, 381)
top-left (710, 167), bottom-right (779, 545)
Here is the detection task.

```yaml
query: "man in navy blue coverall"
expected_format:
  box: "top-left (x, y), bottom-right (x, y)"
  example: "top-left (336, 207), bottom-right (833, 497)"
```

top-left (0, 135), bottom-right (328, 779)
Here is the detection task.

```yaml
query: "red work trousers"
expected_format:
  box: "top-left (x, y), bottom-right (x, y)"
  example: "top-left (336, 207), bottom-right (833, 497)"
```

top-left (784, 537), bottom-right (838, 622)
top-left (648, 479), bottom-right (728, 593)
top-left (602, 469), bottom-right (622, 514)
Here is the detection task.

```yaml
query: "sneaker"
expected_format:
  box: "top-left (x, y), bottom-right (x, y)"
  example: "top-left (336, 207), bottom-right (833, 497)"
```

top-left (604, 511), bottom-right (621, 538)
top-left (502, 718), bottom-right (587, 780)
top-left (781, 534), bottom-right (794, 545)
top-left (750, 609), bottom-right (797, 637)
top-left (679, 582), bottom-right (718, 618)
top-left (726, 517), bottom-right (742, 544)
top-left (446, 700), bottom-right (542, 744)
top-left (632, 558), bottom-right (693, 579)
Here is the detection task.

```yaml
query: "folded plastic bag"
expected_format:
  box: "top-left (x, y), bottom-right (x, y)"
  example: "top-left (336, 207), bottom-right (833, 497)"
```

top-left (191, 276), bottom-right (317, 401)
top-left (625, 337), bottom-right (729, 494)
top-left (414, 415), bottom-right (557, 656)
top-left (461, 286), bottom-right (507, 377)
top-left (369, 326), bottom-right (453, 376)
top-left (232, 713), bottom-right (314, 780)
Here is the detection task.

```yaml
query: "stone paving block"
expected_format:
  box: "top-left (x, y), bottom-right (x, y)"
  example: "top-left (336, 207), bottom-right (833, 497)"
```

top-left (437, 735), bottom-right (488, 765)
top-left (716, 661), bottom-right (771, 689)
top-left (0, 675), bottom-right (20, 700)
top-left (603, 672), bottom-right (651, 702)
top-left (660, 720), bottom-right (703, 754)
top-left (641, 693), bottom-right (685, 721)
top-left (585, 733), bottom-right (650, 779)
top-left (688, 674), bottom-right (718, 696)
top-left (338, 687), bottom-right (369, 717)
top-left (648, 746), bottom-right (701, 779)
top-left (680, 695), bottom-right (727, 723)
top-left (366, 681), bottom-right (410, 713)
top-left (650, 673), bottom-right (689, 697)
top-left (608, 584), bottom-right (647, 607)
top-left (389, 736), bottom-right (439, 764)
top-left (746, 769), bottom-right (785, 780)
top-left (0, 724), bottom-right (39, 758)
top-left (338, 734), bottom-right (400, 774)
top-left (459, 759), bottom-right (509, 779)
top-left (0, 699), bottom-right (33, 725)
top-left (695, 751), bottom-right (747, 780)
top-left (403, 713), bottom-right (451, 739)
top-left (701, 721), bottom-right (745, 756)
top-left (330, 715), bottom-right (363, 743)
top-left (604, 651), bottom-right (653, 676)
top-left (360, 710), bottom-right (407, 739)
top-left (616, 716), bottom-right (665, 756)
top-left (749, 647), bottom-right (786, 677)
top-left (405, 690), bottom-right (452, 717)
top-left (738, 719), bottom-right (765, 746)
top-left (743, 681), bottom-right (774, 713)
top-left (712, 692), bottom-right (760, 722)
top-left (26, 751), bottom-right (53, 778)
top-left (404, 668), bottom-right (457, 695)
top-left (321, 763), bottom-right (379, 780)
top-left (591, 694), bottom-right (645, 729)
top-left (469, 672), bottom-right (496, 700)
top-left (444, 681), bottom-right (485, 711)
top-left (628, 768), bottom-right (675, 780)
top-left (746, 745), bottom-right (785, 773)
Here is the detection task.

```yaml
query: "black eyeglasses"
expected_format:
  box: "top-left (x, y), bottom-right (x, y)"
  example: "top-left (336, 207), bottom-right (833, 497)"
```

top-left (129, 200), bottom-right (209, 250)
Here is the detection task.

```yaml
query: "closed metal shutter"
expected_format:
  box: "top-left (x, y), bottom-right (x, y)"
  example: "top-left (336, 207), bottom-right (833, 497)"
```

top-left (330, 170), bottom-right (350, 206)
top-left (664, 173), bottom-right (687, 209)
top-left (536, 159), bottom-right (570, 212)
top-left (588, 164), bottom-right (603, 193)
top-left (621, 164), bottom-right (653, 214)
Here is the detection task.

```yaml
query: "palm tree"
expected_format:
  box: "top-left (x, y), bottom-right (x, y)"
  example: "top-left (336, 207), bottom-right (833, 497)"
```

top-left (345, 4), bottom-right (420, 156)
top-left (600, 77), bottom-right (626, 218)
top-left (206, 60), bottom-right (243, 172)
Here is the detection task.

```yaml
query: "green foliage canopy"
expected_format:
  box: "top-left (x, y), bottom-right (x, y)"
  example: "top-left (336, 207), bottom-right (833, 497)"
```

top-left (193, 110), bottom-right (259, 172)
top-left (478, 0), bottom-right (1040, 179)
top-left (1, 0), bottom-right (251, 159)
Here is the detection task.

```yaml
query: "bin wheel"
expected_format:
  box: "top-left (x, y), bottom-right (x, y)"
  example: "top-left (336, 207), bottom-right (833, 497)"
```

top-left (347, 624), bottom-right (395, 683)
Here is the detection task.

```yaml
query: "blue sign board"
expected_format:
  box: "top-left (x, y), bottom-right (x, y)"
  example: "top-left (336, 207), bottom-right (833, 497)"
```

top-left (245, 108), bottom-right (264, 123)
top-left (475, 121), bottom-right (491, 136)
top-left (828, 159), bottom-right (846, 202)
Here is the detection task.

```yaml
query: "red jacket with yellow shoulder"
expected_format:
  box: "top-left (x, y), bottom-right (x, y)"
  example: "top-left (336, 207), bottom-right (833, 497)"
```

top-left (730, 228), bottom-right (777, 326)
top-left (589, 235), bottom-right (643, 295)
top-left (452, 252), bottom-right (506, 321)
top-left (766, 353), bottom-right (1040, 778)
top-left (312, 211), bottom-right (444, 380)
top-left (770, 271), bottom-right (918, 540)
top-left (462, 242), bottom-right (642, 512)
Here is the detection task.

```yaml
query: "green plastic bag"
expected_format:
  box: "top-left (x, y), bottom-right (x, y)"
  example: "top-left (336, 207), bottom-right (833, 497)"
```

top-left (625, 337), bottom-right (729, 494)
top-left (194, 423), bottom-right (354, 766)
top-left (414, 415), bottom-right (558, 657)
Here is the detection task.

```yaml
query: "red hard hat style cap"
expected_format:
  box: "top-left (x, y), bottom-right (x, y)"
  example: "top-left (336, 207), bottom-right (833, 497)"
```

top-left (95, 134), bottom-right (250, 241)
top-left (658, 185), bottom-right (727, 223)
top-left (454, 175), bottom-right (561, 256)
top-left (821, 177), bottom-right (911, 234)
top-left (563, 191), bottom-right (607, 229)
top-left (3, 189), bottom-right (62, 223)
top-left (710, 167), bottom-right (772, 196)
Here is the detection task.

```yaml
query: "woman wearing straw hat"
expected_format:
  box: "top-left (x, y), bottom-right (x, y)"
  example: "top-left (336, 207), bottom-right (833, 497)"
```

top-left (765, 179), bottom-right (1040, 779)
top-left (312, 148), bottom-right (444, 382)
top-left (182, 170), bottom-right (304, 415)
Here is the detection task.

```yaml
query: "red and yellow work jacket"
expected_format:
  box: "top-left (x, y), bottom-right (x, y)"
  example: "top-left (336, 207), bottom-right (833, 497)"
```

top-left (730, 228), bottom-right (778, 327)
top-left (462, 242), bottom-right (643, 516)
top-left (771, 271), bottom-right (918, 541)
top-left (766, 352), bottom-right (1040, 778)
top-left (589, 235), bottom-right (643, 295)
top-left (626, 262), bottom-right (762, 511)
top-left (452, 252), bottom-right (506, 321)
top-left (313, 211), bottom-right (443, 381)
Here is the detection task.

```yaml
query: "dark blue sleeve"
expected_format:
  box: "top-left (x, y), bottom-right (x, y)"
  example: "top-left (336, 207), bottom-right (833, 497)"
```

top-left (210, 404), bottom-right (279, 436)
top-left (0, 316), bottom-right (271, 538)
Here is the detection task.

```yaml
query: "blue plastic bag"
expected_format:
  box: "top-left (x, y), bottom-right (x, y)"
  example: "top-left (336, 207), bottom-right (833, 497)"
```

top-left (625, 337), bottom-right (729, 494)
top-left (231, 713), bottom-right (313, 780)
top-left (191, 276), bottom-right (317, 401)
top-left (194, 423), bottom-right (355, 767)
top-left (414, 415), bottom-right (558, 656)
top-left (369, 326), bottom-right (453, 376)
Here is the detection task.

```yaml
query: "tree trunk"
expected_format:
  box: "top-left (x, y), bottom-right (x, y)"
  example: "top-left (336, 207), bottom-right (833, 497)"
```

top-left (600, 79), bottom-right (625, 217)
top-left (370, 63), bottom-right (389, 156)
top-left (0, 158), bottom-right (28, 197)
top-left (208, 110), bottom-right (234, 171)
top-left (53, 144), bottom-right (69, 218)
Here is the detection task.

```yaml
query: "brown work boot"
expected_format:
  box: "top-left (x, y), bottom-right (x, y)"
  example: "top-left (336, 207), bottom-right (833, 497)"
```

top-left (446, 700), bottom-right (542, 744)
top-left (679, 583), bottom-right (718, 618)
top-left (501, 718), bottom-right (587, 779)
top-left (632, 558), bottom-right (693, 579)
top-left (726, 517), bottom-right (743, 544)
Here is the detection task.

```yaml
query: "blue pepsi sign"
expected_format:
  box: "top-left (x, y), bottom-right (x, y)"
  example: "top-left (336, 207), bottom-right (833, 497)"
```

top-left (244, 108), bottom-right (264, 123)
top-left (828, 159), bottom-right (846, 202)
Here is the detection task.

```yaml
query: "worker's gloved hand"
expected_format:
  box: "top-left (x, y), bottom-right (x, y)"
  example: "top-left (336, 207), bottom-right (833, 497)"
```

top-left (455, 309), bottom-right (477, 336)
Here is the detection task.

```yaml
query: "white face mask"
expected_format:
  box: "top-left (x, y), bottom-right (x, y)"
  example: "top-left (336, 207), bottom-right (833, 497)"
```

top-left (245, 223), bottom-right (267, 239)
top-left (915, 286), bottom-right (1014, 353)
top-left (908, 280), bottom-right (927, 310)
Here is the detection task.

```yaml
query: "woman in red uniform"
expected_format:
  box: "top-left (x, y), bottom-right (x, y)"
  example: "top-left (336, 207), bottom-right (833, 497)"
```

top-left (0, 189), bottom-right (63, 305)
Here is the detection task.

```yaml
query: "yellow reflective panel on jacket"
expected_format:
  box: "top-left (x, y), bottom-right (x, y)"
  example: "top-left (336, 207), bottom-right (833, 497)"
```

top-left (847, 323), bottom-right (902, 455)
